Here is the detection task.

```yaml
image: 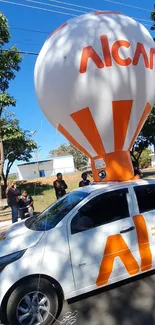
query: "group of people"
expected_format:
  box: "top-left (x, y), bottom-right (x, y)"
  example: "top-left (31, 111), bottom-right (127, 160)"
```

top-left (6, 182), bottom-right (34, 224)
top-left (6, 172), bottom-right (90, 224)
top-left (6, 166), bottom-right (143, 224)
top-left (53, 172), bottom-right (90, 199)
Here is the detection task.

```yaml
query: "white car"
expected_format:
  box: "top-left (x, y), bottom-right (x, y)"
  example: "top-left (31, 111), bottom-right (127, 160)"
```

top-left (0, 179), bottom-right (155, 325)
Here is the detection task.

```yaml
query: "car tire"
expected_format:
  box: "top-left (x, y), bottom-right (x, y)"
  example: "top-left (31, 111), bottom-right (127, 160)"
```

top-left (6, 277), bottom-right (59, 325)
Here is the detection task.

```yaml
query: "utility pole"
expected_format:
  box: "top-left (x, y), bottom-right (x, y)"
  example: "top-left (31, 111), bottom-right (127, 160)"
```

top-left (34, 148), bottom-right (40, 177)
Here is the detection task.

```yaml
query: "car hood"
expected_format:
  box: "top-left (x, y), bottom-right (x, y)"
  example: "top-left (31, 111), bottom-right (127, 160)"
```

top-left (0, 220), bottom-right (44, 258)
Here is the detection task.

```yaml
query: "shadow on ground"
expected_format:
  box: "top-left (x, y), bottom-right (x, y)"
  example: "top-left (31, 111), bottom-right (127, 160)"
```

top-left (58, 272), bottom-right (155, 325)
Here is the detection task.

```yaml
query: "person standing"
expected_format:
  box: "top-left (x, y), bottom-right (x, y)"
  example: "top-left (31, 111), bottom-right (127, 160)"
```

top-left (79, 172), bottom-right (90, 187)
top-left (53, 173), bottom-right (68, 200)
top-left (6, 182), bottom-right (20, 223)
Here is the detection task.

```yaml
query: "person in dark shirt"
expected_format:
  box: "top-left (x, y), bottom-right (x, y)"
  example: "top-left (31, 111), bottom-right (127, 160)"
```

top-left (6, 182), bottom-right (20, 223)
top-left (79, 172), bottom-right (90, 187)
top-left (19, 190), bottom-right (34, 220)
top-left (53, 173), bottom-right (68, 200)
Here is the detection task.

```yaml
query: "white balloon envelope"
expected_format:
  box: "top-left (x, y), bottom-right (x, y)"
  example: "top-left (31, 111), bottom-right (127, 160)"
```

top-left (34, 11), bottom-right (155, 182)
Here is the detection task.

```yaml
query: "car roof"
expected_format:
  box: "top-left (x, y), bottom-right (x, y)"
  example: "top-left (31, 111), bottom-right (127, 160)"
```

top-left (73, 178), bottom-right (155, 194)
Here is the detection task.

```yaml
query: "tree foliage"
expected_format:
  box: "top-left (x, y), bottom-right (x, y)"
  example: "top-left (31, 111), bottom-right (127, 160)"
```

top-left (1, 116), bottom-right (37, 187)
top-left (49, 144), bottom-right (88, 169)
top-left (0, 12), bottom-right (22, 198)
top-left (151, 4), bottom-right (155, 22)
top-left (0, 12), bottom-right (22, 116)
top-left (131, 106), bottom-right (155, 167)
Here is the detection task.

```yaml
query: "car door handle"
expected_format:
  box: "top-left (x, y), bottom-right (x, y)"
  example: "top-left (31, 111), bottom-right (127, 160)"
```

top-left (120, 226), bottom-right (135, 234)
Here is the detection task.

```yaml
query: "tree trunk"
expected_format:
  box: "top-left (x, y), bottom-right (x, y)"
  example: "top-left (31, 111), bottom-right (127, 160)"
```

top-left (2, 162), bottom-right (13, 193)
top-left (130, 150), bottom-right (142, 169)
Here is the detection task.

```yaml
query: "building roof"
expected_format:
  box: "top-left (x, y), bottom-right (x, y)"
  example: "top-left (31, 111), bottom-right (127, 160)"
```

top-left (17, 155), bottom-right (73, 167)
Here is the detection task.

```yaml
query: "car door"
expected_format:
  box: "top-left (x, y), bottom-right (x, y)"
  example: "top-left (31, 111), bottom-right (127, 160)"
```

top-left (67, 187), bottom-right (140, 293)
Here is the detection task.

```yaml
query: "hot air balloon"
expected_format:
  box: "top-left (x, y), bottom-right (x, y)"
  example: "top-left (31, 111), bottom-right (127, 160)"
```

top-left (34, 11), bottom-right (155, 182)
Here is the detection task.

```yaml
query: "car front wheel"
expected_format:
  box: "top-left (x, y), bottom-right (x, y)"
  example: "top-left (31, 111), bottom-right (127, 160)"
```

top-left (6, 277), bottom-right (58, 325)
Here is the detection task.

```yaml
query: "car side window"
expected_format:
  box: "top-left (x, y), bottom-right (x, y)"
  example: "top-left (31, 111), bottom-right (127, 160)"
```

top-left (71, 188), bottom-right (129, 234)
top-left (134, 185), bottom-right (155, 213)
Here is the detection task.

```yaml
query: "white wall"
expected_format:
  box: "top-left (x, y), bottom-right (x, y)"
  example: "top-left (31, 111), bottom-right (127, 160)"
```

top-left (16, 156), bottom-right (75, 180)
top-left (150, 154), bottom-right (155, 167)
top-left (16, 160), bottom-right (53, 180)
top-left (52, 156), bottom-right (75, 175)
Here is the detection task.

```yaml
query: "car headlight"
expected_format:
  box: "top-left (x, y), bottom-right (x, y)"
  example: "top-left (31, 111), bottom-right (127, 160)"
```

top-left (0, 250), bottom-right (26, 272)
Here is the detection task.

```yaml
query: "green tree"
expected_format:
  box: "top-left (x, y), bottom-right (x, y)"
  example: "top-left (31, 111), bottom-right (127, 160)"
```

top-left (131, 106), bottom-right (155, 167)
top-left (1, 116), bottom-right (37, 189)
top-left (0, 12), bottom-right (22, 197)
top-left (49, 144), bottom-right (88, 169)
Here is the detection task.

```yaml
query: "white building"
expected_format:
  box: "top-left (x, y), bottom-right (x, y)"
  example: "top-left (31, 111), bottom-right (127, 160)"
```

top-left (150, 153), bottom-right (155, 167)
top-left (16, 155), bottom-right (75, 181)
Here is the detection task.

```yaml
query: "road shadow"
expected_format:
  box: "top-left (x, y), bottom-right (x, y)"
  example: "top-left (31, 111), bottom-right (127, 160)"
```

top-left (58, 271), bottom-right (155, 325)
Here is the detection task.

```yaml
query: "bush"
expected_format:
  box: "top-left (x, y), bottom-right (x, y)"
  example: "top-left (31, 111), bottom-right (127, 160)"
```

top-left (139, 149), bottom-right (151, 169)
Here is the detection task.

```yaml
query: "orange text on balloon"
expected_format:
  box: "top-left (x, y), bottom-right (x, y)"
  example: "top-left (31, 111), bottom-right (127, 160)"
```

top-left (80, 35), bottom-right (155, 73)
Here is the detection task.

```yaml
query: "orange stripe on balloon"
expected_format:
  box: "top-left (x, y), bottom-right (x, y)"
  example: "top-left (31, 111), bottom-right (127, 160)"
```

top-left (133, 215), bottom-right (152, 272)
top-left (48, 22), bottom-right (67, 39)
top-left (70, 107), bottom-right (105, 156)
top-left (58, 123), bottom-right (92, 158)
top-left (113, 100), bottom-right (133, 151)
top-left (94, 11), bottom-right (121, 15)
top-left (129, 102), bottom-right (151, 151)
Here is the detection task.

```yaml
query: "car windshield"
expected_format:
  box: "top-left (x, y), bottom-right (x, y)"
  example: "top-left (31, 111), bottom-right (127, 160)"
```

top-left (25, 190), bottom-right (89, 231)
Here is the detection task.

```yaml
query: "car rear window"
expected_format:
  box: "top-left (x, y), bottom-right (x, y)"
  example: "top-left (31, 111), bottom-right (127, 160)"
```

top-left (134, 184), bottom-right (155, 213)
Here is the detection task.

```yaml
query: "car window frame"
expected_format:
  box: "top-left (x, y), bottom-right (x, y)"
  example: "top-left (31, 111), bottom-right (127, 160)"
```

top-left (133, 183), bottom-right (155, 214)
top-left (69, 186), bottom-right (133, 235)
top-left (25, 190), bottom-right (91, 231)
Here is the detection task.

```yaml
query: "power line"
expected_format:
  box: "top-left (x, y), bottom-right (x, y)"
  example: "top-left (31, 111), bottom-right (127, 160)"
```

top-left (11, 26), bottom-right (50, 35)
top-left (9, 20), bottom-right (153, 37)
top-left (1, 49), bottom-right (39, 55)
top-left (26, 0), bottom-right (87, 14)
top-left (0, 0), bottom-right (153, 27)
top-left (0, 0), bottom-right (77, 17)
top-left (103, 0), bottom-right (152, 13)
top-left (1, 0), bottom-right (153, 24)
top-left (47, 0), bottom-right (152, 13)
top-left (48, 0), bottom-right (96, 11)
top-left (22, 0), bottom-right (155, 22)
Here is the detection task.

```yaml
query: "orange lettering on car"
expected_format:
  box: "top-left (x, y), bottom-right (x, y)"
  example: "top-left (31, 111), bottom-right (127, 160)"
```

top-left (96, 215), bottom-right (152, 287)
top-left (133, 215), bottom-right (152, 271)
top-left (96, 234), bottom-right (139, 286)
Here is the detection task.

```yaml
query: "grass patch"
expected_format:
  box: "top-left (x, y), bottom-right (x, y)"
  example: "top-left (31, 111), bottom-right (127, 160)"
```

top-left (17, 172), bottom-right (88, 213)
top-left (4, 170), bottom-right (155, 214)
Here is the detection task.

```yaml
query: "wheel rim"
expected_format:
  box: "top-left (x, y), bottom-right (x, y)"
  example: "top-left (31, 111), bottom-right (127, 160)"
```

top-left (16, 291), bottom-right (51, 325)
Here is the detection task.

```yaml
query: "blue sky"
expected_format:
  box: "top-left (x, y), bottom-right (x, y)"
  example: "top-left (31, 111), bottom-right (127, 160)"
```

top-left (1, 0), bottom-right (155, 173)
